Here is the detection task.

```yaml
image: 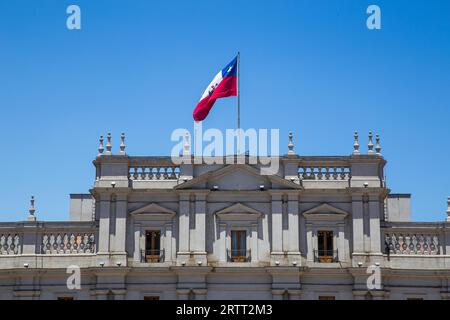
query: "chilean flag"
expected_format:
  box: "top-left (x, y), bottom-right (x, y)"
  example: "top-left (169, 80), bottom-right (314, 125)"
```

top-left (193, 56), bottom-right (238, 121)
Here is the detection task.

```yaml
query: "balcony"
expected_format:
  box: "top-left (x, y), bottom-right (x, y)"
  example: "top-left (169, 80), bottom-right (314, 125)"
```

top-left (140, 249), bottom-right (165, 263)
top-left (314, 249), bottom-right (338, 263)
top-left (227, 249), bottom-right (251, 262)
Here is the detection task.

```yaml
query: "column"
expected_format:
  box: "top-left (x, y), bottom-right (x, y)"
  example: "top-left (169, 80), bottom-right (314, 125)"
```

top-left (369, 195), bottom-right (382, 253)
top-left (271, 194), bottom-right (283, 253)
top-left (192, 193), bottom-right (207, 253)
top-left (306, 227), bottom-right (314, 261)
top-left (178, 194), bottom-right (190, 254)
top-left (287, 194), bottom-right (299, 253)
top-left (338, 224), bottom-right (346, 261)
top-left (251, 223), bottom-right (258, 262)
top-left (133, 224), bottom-right (141, 262)
top-left (352, 195), bottom-right (364, 253)
top-left (114, 194), bottom-right (128, 254)
top-left (218, 223), bottom-right (226, 262)
top-left (98, 193), bottom-right (111, 253)
top-left (165, 223), bottom-right (173, 262)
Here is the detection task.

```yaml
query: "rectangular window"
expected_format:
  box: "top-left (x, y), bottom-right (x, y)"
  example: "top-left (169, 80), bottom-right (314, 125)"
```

top-left (230, 230), bottom-right (247, 262)
top-left (145, 230), bottom-right (161, 262)
top-left (317, 231), bottom-right (334, 263)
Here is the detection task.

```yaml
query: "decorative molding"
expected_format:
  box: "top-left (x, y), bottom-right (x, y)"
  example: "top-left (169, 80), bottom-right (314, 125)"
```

top-left (129, 203), bottom-right (176, 219)
top-left (215, 203), bottom-right (262, 221)
top-left (175, 164), bottom-right (301, 190)
top-left (302, 203), bottom-right (349, 220)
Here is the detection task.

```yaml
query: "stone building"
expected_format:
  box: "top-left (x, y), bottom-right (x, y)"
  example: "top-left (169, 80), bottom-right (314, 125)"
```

top-left (1, 131), bottom-right (449, 300)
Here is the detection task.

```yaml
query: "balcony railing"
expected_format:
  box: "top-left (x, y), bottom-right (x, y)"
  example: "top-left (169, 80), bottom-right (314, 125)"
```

top-left (140, 249), bottom-right (165, 263)
top-left (314, 249), bottom-right (338, 263)
top-left (227, 249), bottom-right (251, 262)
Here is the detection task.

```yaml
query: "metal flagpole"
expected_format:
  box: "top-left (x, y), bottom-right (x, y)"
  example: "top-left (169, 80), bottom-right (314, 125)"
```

top-left (237, 51), bottom-right (241, 155)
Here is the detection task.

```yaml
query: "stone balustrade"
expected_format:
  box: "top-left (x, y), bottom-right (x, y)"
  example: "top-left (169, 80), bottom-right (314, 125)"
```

top-left (0, 233), bottom-right (20, 255)
top-left (0, 222), bottom-right (97, 258)
top-left (384, 233), bottom-right (439, 255)
top-left (129, 166), bottom-right (180, 181)
top-left (41, 232), bottom-right (96, 254)
top-left (298, 166), bottom-right (351, 181)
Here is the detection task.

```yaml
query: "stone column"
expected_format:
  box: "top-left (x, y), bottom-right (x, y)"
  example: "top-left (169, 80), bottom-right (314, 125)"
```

top-left (218, 223), bottom-right (227, 262)
top-left (352, 195), bottom-right (364, 253)
top-left (251, 223), bottom-right (258, 262)
top-left (192, 193), bottom-right (207, 253)
top-left (98, 193), bottom-right (111, 254)
top-left (164, 223), bottom-right (173, 262)
top-left (133, 223), bottom-right (141, 262)
top-left (114, 193), bottom-right (128, 254)
top-left (177, 193), bottom-right (190, 263)
top-left (287, 194), bottom-right (300, 253)
top-left (338, 224), bottom-right (346, 262)
top-left (271, 193), bottom-right (283, 254)
top-left (306, 226), bottom-right (314, 262)
top-left (369, 195), bottom-right (382, 253)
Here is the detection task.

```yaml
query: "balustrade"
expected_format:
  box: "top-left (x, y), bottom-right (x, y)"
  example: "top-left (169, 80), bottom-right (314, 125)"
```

top-left (384, 233), bottom-right (439, 255)
top-left (0, 234), bottom-right (20, 255)
top-left (129, 166), bottom-right (180, 181)
top-left (298, 166), bottom-right (351, 181)
top-left (41, 232), bottom-right (96, 254)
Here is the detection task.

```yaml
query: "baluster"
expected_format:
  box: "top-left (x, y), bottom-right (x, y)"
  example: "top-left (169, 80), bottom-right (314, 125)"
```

top-left (69, 233), bottom-right (75, 253)
top-left (163, 167), bottom-right (169, 179)
top-left (156, 167), bottom-right (161, 180)
top-left (0, 235), bottom-right (5, 254)
top-left (317, 167), bottom-right (323, 180)
top-left (332, 167), bottom-right (337, 180)
top-left (325, 167), bottom-right (330, 180)
top-left (82, 234), bottom-right (88, 253)
top-left (432, 235), bottom-right (439, 254)
top-left (411, 235), bottom-right (418, 254)
top-left (50, 234), bottom-right (56, 253)
top-left (6, 235), bottom-right (12, 255)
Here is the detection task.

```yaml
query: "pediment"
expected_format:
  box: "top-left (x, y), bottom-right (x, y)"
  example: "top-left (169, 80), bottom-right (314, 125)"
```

top-left (129, 203), bottom-right (176, 219)
top-left (302, 203), bottom-right (348, 220)
top-left (175, 164), bottom-right (301, 191)
top-left (215, 203), bottom-right (262, 220)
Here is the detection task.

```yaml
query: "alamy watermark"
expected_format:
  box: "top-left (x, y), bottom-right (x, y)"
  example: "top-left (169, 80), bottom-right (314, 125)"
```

top-left (171, 122), bottom-right (281, 175)
top-left (66, 265), bottom-right (81, 290)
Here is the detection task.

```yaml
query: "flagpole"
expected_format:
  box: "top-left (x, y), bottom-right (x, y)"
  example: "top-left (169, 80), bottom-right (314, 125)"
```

top-left (237, 51), bottom-right (241, 155)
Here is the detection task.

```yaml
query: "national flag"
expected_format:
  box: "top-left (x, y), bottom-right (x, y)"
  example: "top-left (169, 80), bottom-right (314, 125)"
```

top-left (193, 56), bottom-right (238, 121)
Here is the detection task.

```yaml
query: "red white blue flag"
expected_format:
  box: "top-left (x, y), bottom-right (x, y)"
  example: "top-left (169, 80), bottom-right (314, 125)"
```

top-left (193, 56), bottom-right (238, 121)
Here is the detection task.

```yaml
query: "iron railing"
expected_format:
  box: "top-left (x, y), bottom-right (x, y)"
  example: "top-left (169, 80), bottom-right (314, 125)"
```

top-left (227, 249), bottom-right (251, 262)
top-left (314, 249), bottom-right (338, 263)
top-left (140, 249), bottom-right (164, 263)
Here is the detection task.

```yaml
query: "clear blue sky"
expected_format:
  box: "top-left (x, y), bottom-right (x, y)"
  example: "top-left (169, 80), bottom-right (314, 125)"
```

top-left (0, 0), bottom-right (449, 221)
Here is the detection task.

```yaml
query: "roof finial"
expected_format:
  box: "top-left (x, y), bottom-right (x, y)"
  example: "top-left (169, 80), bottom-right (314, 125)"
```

top-left (28, 196), bottom-right (36, 222)
top-left (368, 131), bottom-right (374, 154)
top-left (287, 131), bottom-right (295, 155)
top-left (105, 133), bottom-right (112, 155)
top-left (375, 134), bottom-right (381, 155)
top-left (353, 131), bottom-right (360, 155)
top-left (183, 131), bottom-right (190, 156)
top-left (119, 132), bottom-right (126, 155)
top-left (98, 135), bottom-right (104, 156)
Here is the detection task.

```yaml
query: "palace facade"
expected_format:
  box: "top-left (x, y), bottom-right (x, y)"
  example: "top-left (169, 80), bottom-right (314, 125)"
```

top-left (1, 132), bottom-right (449, 300)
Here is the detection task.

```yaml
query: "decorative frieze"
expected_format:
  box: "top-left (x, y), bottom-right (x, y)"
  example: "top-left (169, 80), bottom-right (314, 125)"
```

top-left (385, 233), bottom-right (439, 255)
top-left (41, 233), bottom-right (96, 254)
